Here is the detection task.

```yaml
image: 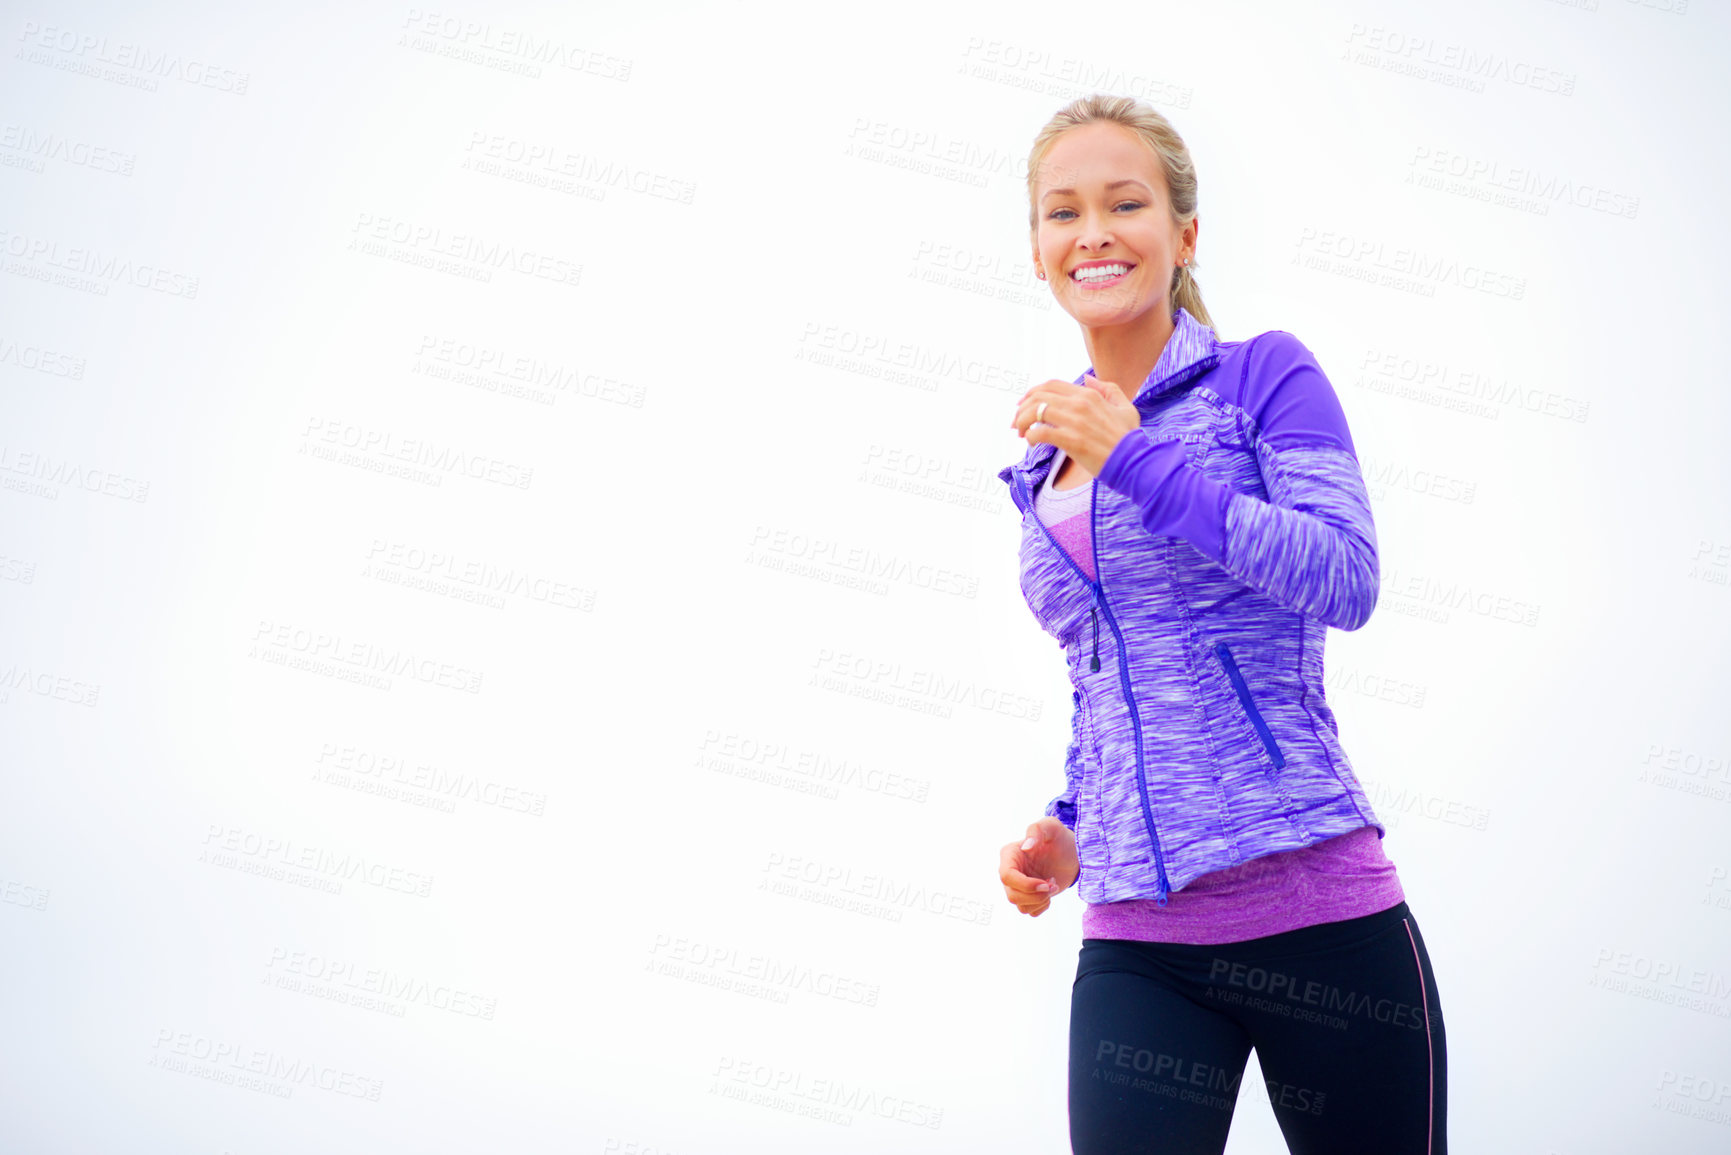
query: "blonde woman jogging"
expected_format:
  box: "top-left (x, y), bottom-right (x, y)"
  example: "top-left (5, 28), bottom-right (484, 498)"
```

top-left (995, 94), bottom-right (1447, 1155)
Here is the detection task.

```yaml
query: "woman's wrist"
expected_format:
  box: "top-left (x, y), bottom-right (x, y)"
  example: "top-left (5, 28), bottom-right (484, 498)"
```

top-left (1096, 428), bottom-right (1232, 562)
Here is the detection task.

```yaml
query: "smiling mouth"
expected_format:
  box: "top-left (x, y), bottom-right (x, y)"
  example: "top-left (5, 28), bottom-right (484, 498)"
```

top-left (1070, 263), bottom-right (1136, 285)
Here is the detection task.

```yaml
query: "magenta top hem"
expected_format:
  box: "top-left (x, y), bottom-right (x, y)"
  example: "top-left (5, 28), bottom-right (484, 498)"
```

top-left (1079, 826), bottom-right (1404, 945)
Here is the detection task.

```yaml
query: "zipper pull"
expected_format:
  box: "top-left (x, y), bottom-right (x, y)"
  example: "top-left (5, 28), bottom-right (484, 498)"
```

top-left (1089, 588), bottom-right (1101, 672)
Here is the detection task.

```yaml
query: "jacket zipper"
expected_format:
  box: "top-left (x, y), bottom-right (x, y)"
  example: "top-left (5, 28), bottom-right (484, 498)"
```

top-left (1013, 466), bottom-right (1173, 904)
top-left (1213, 642), bottom-right (1286, 769)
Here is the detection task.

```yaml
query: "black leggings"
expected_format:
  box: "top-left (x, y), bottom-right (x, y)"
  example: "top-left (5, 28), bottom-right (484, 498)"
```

top-left (1068, 900), bottom-right (1446, 1154)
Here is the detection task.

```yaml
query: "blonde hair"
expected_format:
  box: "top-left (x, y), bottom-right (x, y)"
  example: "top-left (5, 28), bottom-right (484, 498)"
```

top-left (1026, 93), bottom-right (1214, 332)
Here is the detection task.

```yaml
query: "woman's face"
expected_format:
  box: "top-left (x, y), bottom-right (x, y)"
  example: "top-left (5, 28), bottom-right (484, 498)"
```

top-left (1030, 121), bottom-right (1195, 326)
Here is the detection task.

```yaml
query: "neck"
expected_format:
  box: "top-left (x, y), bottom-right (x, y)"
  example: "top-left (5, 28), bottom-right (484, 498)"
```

top-left (1082, 305), bottom-right (1178, 401)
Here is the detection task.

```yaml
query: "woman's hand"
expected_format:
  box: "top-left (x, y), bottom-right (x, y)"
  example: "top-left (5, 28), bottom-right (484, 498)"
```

top-left (1010, 374), bottom-right (1142, 479)
top-left (999, 817), bottom-right (1080, 917)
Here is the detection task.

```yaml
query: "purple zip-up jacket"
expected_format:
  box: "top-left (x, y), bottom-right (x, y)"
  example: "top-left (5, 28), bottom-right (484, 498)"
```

top-left (997, 307), bottom-right (1387, 905)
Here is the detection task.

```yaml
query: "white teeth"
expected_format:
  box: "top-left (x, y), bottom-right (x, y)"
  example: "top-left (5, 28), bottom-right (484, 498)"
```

top-left (1073, 264), bottom-right (1131, 282)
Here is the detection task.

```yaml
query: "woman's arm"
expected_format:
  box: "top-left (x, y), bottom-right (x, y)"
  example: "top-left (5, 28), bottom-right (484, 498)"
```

top-left (1094, 331), bottom-right (1379, 631)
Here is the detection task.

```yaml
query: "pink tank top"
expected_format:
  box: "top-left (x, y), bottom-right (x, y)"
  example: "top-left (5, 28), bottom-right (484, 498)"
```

top-left (1036, 447), bottom-right (1404, 944)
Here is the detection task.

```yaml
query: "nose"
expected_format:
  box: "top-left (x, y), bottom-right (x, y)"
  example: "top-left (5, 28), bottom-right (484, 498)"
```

top-left (1075, 213), bottom-right (1116, 253)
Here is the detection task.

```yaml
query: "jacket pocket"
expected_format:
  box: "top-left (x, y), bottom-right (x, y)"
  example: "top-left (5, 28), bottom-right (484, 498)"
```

top-left (1212, 643), bottom-right (1286, 769)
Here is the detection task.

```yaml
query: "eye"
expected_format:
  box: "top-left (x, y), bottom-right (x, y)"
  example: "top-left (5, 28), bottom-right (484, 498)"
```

top-left (1047, 201), bottom-right (1144, 221)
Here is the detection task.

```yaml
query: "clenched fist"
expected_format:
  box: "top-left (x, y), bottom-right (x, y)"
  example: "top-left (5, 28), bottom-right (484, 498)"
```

top-left (999, 817), bottom-right (1080, 917)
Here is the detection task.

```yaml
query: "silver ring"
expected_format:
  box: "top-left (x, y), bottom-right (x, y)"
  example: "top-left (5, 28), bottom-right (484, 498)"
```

top-left (1036, 401), bottom-right (1048, 423)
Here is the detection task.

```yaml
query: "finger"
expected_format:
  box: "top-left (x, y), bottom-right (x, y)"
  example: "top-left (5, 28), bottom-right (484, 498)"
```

top-left (1007, 865), bottom-right (1055, 895)
top-left (1017, 379), bottom-right (1075, 406)
top-left (1012, 394), bottom-right (1070, 438)
top-left (1011, 394), bottom-right (1049, 433)
top-left (999, 846), bottom-right (1040, 886)
top-left (1000, 852), bottom-right (1053, 896)
top-left (1028, 818), bottom-right (1063, 843)
top-left (1011, 383), bottom-right (1071, 428)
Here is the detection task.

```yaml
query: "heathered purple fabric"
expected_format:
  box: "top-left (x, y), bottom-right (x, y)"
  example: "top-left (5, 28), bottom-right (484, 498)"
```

top-left (1033, 455), bottom-right (1403, 942)
top-left (998, 307), bottom-right (1389, 905)
top-left (1083, 827), bottom-right (1404, 944)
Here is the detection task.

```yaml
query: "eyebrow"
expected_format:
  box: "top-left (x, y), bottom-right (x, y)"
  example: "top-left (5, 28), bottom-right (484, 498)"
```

top-left (1041, 178), bottom-right (1151, 204)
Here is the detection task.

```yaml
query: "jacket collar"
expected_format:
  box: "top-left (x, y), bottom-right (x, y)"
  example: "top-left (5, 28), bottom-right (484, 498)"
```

top-left (1001, 307), bottom-right (1222, 491)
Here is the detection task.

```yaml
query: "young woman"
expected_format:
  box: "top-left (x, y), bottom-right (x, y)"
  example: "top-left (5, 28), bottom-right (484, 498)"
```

top-left (994, 95), bottom-right (1448, 1155)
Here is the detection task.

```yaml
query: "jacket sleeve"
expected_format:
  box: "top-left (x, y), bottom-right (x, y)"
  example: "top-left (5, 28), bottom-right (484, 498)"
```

top-left (1044, 690), bottom-right (1085, 886)
top-left (1094, 331), bottom-right (1379, 631)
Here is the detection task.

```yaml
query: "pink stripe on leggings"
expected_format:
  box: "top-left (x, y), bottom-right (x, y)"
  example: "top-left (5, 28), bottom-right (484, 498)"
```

top-left (1403, 917), bottom-right (1434, 1154)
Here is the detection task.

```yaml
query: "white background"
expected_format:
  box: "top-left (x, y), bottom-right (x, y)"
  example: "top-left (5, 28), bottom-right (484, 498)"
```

top-left (2, 1), bottom-right (1728, 1152)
